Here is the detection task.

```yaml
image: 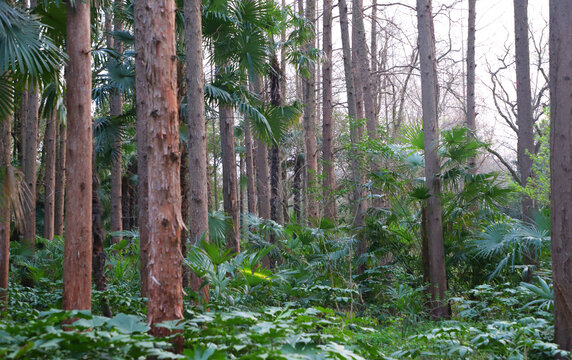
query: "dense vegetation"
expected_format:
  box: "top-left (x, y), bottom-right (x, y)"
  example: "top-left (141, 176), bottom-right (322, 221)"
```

top-left (1, 0), bottom-right (572, 359)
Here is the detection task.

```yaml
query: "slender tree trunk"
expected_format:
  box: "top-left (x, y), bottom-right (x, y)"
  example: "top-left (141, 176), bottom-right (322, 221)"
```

top-left (134, 0), bottom-right (184, 344)
top-left (371, 0), bottom-right (378, 121)
top-left (92, 150), bottom-right (112, 317)
top-left (513, 0), bottom-right (535, 223)
top-left (550, 0), bottom-right (572, 351)
top-left (416, 0), bottom-right (449, 319)
top-left (43, 108), bottom-right (57, 240)
top-left (185, 0), bottom-right (210, 300)
top-left (269, 56), bottom-right (283, 225)
top-left (321, 0), bottom-right (336, 221)
top-left (352, 0), bottom-right (376, 137)
top-left (254, 77), bottom-right (271, 220)
top-left (245, 119), bottom-right (257, 214)
top-left (109, 4), bottom-right (123, 245)
top-left (466, 0), bottom-right (477, 172)
top-left (339, 0), bottom-right (366, 228)
top-left (293, 154), bottom-right (303, 221)
top-left (219, 105), bottom-right (240, 252)
top-left (0, 112), bottom-right (12, 306)
top-left (212, 119), bottom-right (218, 211)
top-left (303, 0), bottom-right (318, 220)
top-left (22, 86), bottom-right (37, 254)
top-left (63, 0), bottom-right (93, 311)
top-left (54, 122), bottom-right (66, 236)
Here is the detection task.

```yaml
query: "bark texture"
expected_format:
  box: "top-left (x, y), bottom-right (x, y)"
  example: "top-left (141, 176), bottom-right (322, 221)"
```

top-left (22, 87), bottom-right (38, 254)
top-left (54, 122), bottom-right (66, 236)
top-left (321, 0), bottom-right (336, 221)
top-left (549, 0), bottom-right (572, 351)
top-left (62, 0), bottom-right (93, 311)
top-left (43, 109), bottom-right (57, 239)
top-left (219, 105), bottom-right (240, 252)
top-left (513, 0), bottom-right (535, 222)
top-left (134, 0), bottom-right (184, 341)
top-left (416, 0), bottom-right (449, 319)
top-left (466, 0), bottom-right (477, 172)
top-left (303, 0), bottom-right (318, 220)
top-left (185, 0), bottom-right (210, 300)
top-left (270, 56), bottom-right (283, 225)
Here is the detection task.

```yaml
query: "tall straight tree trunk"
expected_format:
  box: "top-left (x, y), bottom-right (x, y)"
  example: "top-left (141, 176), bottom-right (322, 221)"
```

top-left (219, 105), bottom-right (240, 252)
top-left (303, 0), bottom-right (318, 220)
top-left (352, 0), bottom-right (376, 137)
top-left (269, 56), bottom-right (283, 225)
top-left (466, 0), bottom-right (477, 172)
top-left (43, 108), bottom-right (57, 239)
top-left (212, 119), bottom-right (218, 211)
top-left (513, 0), bottom-right (535, 223)
top-left (416, 0), bottom-right (449, 319)
top-left (22, 86), bottom-right (38, 254)
top-left (185, 0), bottom-right (210, 300)
top-left (371, 0), bottom-right (378, 121)
top-left (0, 112), bottom-right (12, 305)
top-left (293, 154), bottom-right (302, 221)
top-left (254, 77), bottom-right (270, 220)
top-left (108, 4), bottom-right (123, 245)
top-left (550, 0), bottom-right (572, 351)
top-left (63, 0), bottom-right (92, 311)
top-left (54, 122), bottom-right (66, 236)
top-left (245, 120), bottom-right (257, 214)
top-left (321, 0), bottom-right (336, 221)
top-left (134, 0), bottom-right (184, 342)
top-left (339, 0), bottom-right (366, 227)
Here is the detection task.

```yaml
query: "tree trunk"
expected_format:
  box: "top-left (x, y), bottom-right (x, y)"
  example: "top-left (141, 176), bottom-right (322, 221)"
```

top-left (416, 0), bottom-right (449, 319)
top-left (466, 0), bottom-right (477, 171)
top-left (550, 0), bottom-right (572, 351)
top-left (185, 0), bottom-right (210, 300)
top-left (303, 0), bottom-right (318, 220)
top-left (293, 154), bottom-right (302, 221)
top-left (22, 86), bottom-right (38, 254)
top-left (92, 149), bottom-right (112, 317)
top-left (270, 56), bottom-right (283, 225)
top-left (0, 112), bottom-right (12, 306)
top-left (212, 119), bottom-right (218, 211)
top-left (108, 4), bottom-right (123, 246)
top-left (245, 119), bottom-right (257, 214)
top-left (62, 0), bottom-right (93, 312)
top-left (352, 0), bottom-right (376, 137)
top-left (339, 0), bottom-right (366, 228)
top-left (43, 108), bottom-right (57, 240)
top-left (253, 77), bottom-right (270, 220)
top-left (321, 0), bottom-right (336, 221)
top-left (54, 122), bottom-right (66, 236)
top-left (134, 0), bottom-right (184, 344)
top-left (219, 105), bottom-right (240, 252)
top-left (513, 0), bottom-right (535, 223)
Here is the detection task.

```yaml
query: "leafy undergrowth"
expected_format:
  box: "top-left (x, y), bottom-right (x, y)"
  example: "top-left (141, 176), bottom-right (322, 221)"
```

top-left (0, 280), bottom-right (569, 359)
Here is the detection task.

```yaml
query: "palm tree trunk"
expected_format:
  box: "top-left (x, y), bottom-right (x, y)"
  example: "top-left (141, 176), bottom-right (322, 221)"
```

top-left (134, 0), bottom-right (184, 344)
top-left (417, 0), bottom-right (449, 319)
top-left (63, 0), bottom-right (93, 311)
top-left (245, 119), bottom-right (257, 214)
top-left (466, 0), bottom-right (477, 172)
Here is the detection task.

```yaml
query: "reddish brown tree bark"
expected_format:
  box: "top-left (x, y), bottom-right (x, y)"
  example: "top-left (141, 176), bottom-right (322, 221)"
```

top-left (134, 0), bottom-right (184, 341)
top-left (62, 0), bottom-right (93, 311)
top-left (0, 113), bottom-right (12, 306)
top-left (22, 86), bottom-right (38, 254)
top-left (54, 122), bottom-right (66, 236)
